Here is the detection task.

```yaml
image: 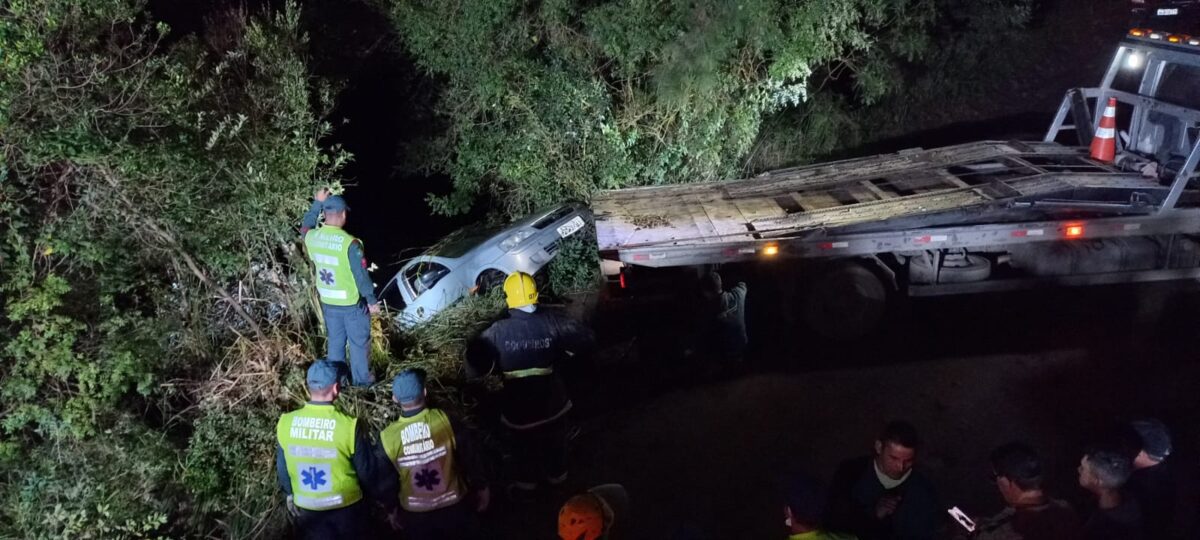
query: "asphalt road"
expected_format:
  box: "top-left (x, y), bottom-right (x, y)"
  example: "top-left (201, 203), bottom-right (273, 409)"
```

top-left (487, 276), bottom-right (1200, 539)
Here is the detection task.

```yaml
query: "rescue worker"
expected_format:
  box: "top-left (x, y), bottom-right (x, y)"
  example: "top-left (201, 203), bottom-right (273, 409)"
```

top-left (466, 271), bottom-right (594, 498)
top-left (301, 188), bottom-right (378, 386)
top-left (701, 271), bottom-right (748, 365)
top-left (275, 360), bottom-right (397, 538)
top-left (826, 421), bottom-right (939, 540)
top-left (379, 368), bottom-right (490, 539)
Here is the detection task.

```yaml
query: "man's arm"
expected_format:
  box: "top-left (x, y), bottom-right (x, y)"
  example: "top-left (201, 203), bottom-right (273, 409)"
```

top-left (549, 313), bottom-right (595, 354)
top-left (300, 199), bottom-right (323, 236)
top-left (450, 416), bottom-right (489, 491)
top-left (276, 444), bottom-right (293, 495)
top-left (346, 240), bottom-right (378, 306)
top-left (733, 281), bottom-right (747, 300)
top-left (464, 331), bottom-right (499, 379)
top-left (351, 424), bottom-right (399, 513)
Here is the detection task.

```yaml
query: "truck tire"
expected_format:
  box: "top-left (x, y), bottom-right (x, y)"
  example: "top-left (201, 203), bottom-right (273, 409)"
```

top-left (937, 254), bottom-right (992, 284)
top-left (802, 261), bottom-right (888, 340)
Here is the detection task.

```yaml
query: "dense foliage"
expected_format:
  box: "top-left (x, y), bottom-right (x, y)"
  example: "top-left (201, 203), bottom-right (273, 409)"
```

top-left (378, 0), bottom-right (1031, 219)
top-left (0, 1), bottom-right (339, 536)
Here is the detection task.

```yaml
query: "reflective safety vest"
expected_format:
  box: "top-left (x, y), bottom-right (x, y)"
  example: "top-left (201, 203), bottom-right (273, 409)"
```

top-left (379, 408), bottom-right (463, 512)
top-left (304, 226), bottom-right (361, 306)
top-left (276, 403), bottom-right (363, 511)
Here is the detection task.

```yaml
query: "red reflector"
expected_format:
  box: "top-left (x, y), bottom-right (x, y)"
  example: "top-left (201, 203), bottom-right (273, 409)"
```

top-left (619, 271), bottom-right (627, 289)
top-left (1011, 230), bottom-right (1027, 237)
top-left (1065, 225), bottom-right (1084, 238)
top-left (633, 253), bottom-right (649, 261)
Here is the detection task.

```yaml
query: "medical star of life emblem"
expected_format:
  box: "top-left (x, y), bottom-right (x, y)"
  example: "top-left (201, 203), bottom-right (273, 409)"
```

top-left (414, 467), bottom-right (441, 491)
top-left (301, 466), bottom-right (327, 490)
top-left (319, 269), bottom-right (335, 286)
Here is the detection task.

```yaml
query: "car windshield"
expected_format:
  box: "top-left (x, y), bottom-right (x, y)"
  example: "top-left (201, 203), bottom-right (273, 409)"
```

top-left (379, 278), bottom-right (407, 310)
top-left (403, 261), bottom-right (451, 296)
top-left (430, 224), bottom-right (503, 258)
top-left (531, 205), bottom-right (573, 229)
top-left (1156, 63), bottom-right (1200, 110)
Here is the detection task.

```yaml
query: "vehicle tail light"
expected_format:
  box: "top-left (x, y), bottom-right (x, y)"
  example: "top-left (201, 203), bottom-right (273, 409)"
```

top-left (1130, 28), bottom-right (1148, 37)
top-left (1065, 224), bottom-right (1084, 238)
top-left (619, 271), bottom-right (627, 289)
top-left (763, 244), bottom-right (779, 256)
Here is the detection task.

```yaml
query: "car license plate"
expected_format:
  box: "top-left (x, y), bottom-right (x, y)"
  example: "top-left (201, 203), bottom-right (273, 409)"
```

top-left (1158, 8), bottom-right (1179, 16)
top-left (557, 216), bottom-right (585, 238)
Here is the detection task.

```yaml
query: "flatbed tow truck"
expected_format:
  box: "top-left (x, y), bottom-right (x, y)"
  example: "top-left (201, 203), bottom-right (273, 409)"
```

top-left (593, 28), bottom-right (1200, 338)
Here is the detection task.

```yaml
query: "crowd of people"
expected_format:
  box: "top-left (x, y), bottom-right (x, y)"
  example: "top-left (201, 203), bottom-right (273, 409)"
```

top-left (282, 189), bottom-right (1188, 539)
top-left (771, 419), bottom-right (1182, 540)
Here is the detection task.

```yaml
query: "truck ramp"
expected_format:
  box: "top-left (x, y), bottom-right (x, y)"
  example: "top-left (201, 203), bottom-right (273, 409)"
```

top-left (594, 141), bottom-right (1164, 251)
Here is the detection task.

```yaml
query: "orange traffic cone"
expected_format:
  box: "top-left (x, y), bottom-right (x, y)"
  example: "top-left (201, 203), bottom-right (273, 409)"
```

top-left (1090, 97), bottom-right (1117, 163)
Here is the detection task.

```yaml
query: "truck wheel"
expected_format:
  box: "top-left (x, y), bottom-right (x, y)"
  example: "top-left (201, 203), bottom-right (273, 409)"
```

top-left (802, 262), bottom-right (888, 340)
top-left (937, 254), bottom-right (992, 284)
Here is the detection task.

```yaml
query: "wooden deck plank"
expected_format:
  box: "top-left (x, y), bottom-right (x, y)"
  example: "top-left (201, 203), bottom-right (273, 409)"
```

top-left (795, 191), bottom-right (842, 211)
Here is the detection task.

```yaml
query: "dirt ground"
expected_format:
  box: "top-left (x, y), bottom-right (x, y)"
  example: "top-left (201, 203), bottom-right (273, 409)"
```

top-left (482, 275), bottom-right (1200, 539)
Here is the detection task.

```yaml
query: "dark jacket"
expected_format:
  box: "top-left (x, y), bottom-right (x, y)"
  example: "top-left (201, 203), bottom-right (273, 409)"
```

top-left (467, 308), bottom-right (594, 429)
top-left (826, 456), bottom-right (939, 540)
top-left (1083, 497), bottom-right (1143, 540)
top-left (967, 498), bottom-right (1083, 540)
top-left (1126, 461), bottom-right (1175, 539)
top-left (709, 282), bottom-right (748, 360)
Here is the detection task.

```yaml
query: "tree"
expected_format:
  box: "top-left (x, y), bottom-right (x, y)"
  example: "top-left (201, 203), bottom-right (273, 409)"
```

top-left (376, 0), bottom-right (1022, 218)
top-left (0, 1), bottom-right (341, 535)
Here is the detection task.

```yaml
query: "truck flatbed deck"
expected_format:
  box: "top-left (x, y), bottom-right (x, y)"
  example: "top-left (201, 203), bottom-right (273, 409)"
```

top-left (594, 140), bottom-right (1165, 252)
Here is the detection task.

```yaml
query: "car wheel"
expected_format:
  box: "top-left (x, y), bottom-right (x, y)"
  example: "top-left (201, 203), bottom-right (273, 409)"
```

top-left (476, 269), bottom-right (506, 293)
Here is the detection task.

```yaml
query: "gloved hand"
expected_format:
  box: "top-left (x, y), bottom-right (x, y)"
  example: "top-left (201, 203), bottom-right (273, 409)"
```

top-left (286, 495), bottom-right (300, 517)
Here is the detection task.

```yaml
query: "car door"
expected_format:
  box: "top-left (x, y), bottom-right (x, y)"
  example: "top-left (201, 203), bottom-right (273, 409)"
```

top-left (401, 258), bottom-right (469, 322)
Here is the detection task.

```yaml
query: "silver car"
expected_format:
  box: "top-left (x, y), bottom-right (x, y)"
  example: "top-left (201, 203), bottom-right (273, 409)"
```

top-left (379, 203), bottom-right (591, 327)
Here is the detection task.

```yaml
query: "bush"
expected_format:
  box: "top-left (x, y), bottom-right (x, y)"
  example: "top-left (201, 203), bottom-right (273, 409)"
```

top-left (183, 406), bottom-right (286, 538)
top-left (547, 227), bottom-right (602, 295)
top-left (2, 416), bottom-right (177, 539)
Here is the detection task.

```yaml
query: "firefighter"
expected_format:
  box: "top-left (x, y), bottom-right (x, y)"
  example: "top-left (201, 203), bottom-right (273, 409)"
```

top-left (301, 188), bottom-right (378, 385)
top-left (275, 360), bottom-right (397, 539)
top-left (467, 271), bottom-right (594, 498)
top-left (379, 368), bottom-right (490, 539)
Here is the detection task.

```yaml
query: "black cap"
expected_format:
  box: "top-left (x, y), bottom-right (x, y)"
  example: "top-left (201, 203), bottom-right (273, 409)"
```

top-left (1130, 418), bottom-right (1172, 460)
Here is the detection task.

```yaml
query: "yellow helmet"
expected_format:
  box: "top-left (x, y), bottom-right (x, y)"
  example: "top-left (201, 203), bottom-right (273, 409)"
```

top-left (503, 272), bottom-right (538, 309)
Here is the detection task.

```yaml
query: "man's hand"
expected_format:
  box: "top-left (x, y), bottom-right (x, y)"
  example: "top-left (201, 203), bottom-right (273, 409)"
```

top-left (368, 302), bottom-right (381, 315)
top-left (874, 494), bottom-right (901, 519)
top-left (314, 187), bottom-right (330, 202)
top-left (475, 486), bottom-right (491, 513)
top-left (385, 510), bottom-right (403, 531)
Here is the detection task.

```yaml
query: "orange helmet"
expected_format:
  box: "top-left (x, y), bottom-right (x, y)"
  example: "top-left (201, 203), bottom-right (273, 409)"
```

top-left (558, 494), bottom-right (605, 540)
